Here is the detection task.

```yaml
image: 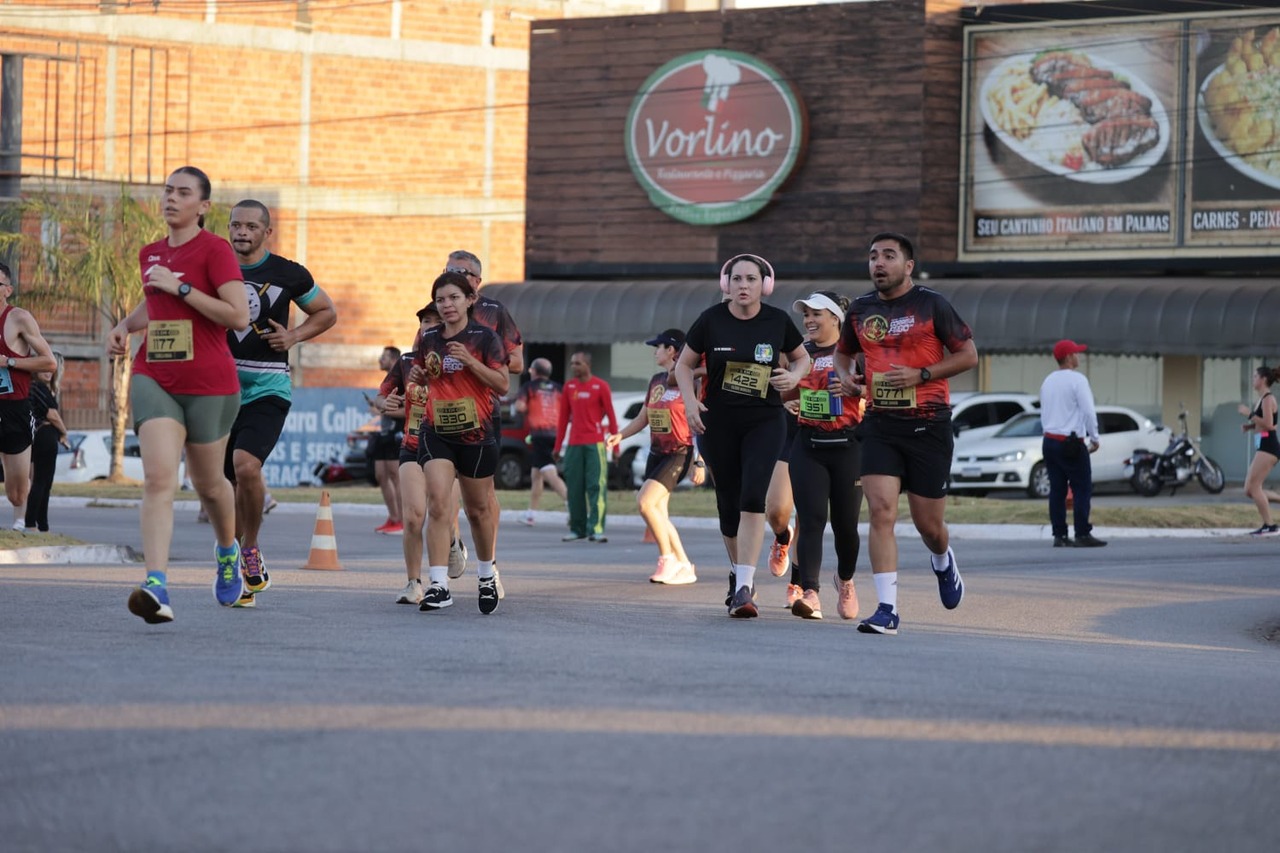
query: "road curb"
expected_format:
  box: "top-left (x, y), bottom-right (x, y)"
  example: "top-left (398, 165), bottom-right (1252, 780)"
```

top-left (0, 543), bottom-right (140, 565)
top-left (47, 496), bottom-right (1249, 541)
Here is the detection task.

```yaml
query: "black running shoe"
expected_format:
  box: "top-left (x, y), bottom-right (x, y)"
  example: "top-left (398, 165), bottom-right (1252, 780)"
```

top-left (478, 571), bottom-right (501, 615)
top-left (419, 583), bottom-right (453, 611)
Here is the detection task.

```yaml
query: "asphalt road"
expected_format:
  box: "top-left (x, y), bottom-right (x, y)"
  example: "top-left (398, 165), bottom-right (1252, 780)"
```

top-left (2, 502), bottom-right (1279, 853)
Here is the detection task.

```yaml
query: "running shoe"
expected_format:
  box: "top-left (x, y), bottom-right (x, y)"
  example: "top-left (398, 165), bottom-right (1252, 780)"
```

top-left (650, 555), bottom-right (680, 584)
top-left (588, 533), bottom-right (608, 543)
top-left (478, 571), bottom-right (501, 615)
top-left (242, 545), bottom-right (271, 593)
top-left (196, 508), bottom-right (210, 524)
top-left (562, 533), bottom-right (588, 542)
top-left (448, 538), bottom-right (469, 579)
top-left (768, 524), bottom-right (794, 577)
top-left (396, 578), bottom-right (424, 605)
top-left (933, 547), bottom-right (964, 610)
top-left (520, 512), bottom-right (536, 527)
top-left (213, 542), bottom-right (244, 607)
top-left (857, 603), bottom-right (900, 635)
top-left (665, 562), bottom-right (697, 585)
top-left (263, 495), bottom-right (279, 515)
top-left (834, 573), bottom-right (859, 621)
top-left (11, 519), bottom-right (24, 532)
top-left (1250, 524), bottom-right (1280, 537)
top-left (728, 584), bottom-right (758, 618)
top-left (127, 574), bottom-right (174, 624)
top-left (232, 591), bottom-right (256, 609)
top-left (418, 583), bottom-right (453, 611)
top-left (784, 583), bottom-right (803, 609)
top-left (726, 571), bottom-right (736, 607)
top-left (791, 588), bottom-right (823, 620)
top-left (381, 521), bottom-right (404, 535)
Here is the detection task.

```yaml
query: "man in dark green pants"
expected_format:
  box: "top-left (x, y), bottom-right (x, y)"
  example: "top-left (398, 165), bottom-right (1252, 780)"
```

top-left (554, 351), bottom-right (617, 543)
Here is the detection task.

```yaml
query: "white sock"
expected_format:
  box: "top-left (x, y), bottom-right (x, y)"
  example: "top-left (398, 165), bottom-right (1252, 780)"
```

top-left (428, 566), bottom-right (449, 588)
top-left (734, 563), bottom-right (756, 590)
top-left (478, 560), bottom-right (495, 579)
top-left (930, 547), bottom-right (953, 573)
top-left (873, 572), bottom-right (898, 611)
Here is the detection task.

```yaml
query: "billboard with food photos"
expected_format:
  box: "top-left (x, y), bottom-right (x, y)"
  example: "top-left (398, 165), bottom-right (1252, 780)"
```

top-left (960, 9), bottom-right (1280, 261)
top-left (1187, 16), bottom-right (1280, 247)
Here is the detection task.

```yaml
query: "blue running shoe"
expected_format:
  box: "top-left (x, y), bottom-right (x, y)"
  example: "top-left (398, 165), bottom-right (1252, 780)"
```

top-left (857, 602), bottom-right (900, 635)
top-left (128, 573), bottom-right (174, 624)
top-left (214, 542), bottom-right (244, 607)
top-left (934, 547), bottom-right (964, 610)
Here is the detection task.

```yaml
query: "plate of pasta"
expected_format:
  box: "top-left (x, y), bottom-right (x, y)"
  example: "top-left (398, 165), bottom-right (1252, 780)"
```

top-left (1197, 27), bottom-right (1280, 191)
top-left (979, 50), bottom-right (1170, 184)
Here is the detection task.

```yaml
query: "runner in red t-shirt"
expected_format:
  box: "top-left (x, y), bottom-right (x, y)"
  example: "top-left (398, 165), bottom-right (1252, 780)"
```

top-left (111, 167), bottom-right (250, 625)
top-left (833, 232), bottom-right (978, 636)
top-left (608, 329), bottom-right (703, 585)
top-left (514, 358), bottom-right (568, 525)
top-left (378, 302), bottom-right (444, 606)
top-left (412, 271), bottom-right (510, 615)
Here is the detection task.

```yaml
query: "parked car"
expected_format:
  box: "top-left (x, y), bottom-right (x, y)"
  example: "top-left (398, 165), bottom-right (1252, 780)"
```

top-left (55, 429), bottom-right (185, 485)
top-left (950, 392), bottom-right (1040, 444)
top-left (949, 406), bottom-right (1169, 498)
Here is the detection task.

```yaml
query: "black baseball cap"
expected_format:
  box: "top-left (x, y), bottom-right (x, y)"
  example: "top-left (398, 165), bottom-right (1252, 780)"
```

top-left (645, 328), bottom-right (685, 348)
top-left (416, 302), bottom-right (441, 320)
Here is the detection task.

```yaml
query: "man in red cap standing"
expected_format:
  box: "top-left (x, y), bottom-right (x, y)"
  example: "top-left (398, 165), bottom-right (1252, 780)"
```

top-left (1040, 339), bottom-right (1105, 547)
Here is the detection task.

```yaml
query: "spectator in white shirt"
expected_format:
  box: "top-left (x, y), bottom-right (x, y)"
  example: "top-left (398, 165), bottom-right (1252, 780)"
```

top-left (1039, 340), bottom-right (1106, 548)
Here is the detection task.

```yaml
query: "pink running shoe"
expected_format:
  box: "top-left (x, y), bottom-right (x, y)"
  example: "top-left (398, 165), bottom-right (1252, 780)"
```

top-left (784, 583), bottom-right (803, 609)
top-left (649, 554), bottom-right (680, 583)
top-left (834, 573), bottom-right (859, 620)
top-left (768, 524), bottom-right (794, 577)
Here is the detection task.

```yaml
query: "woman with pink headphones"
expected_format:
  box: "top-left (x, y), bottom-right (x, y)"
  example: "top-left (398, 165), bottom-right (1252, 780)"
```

top-left (674, 254), bottom-right (810, 618)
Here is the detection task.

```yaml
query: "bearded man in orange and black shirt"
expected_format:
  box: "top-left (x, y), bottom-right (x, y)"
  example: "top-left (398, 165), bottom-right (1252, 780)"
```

top-left (834, 232), bottom-right (978, 637)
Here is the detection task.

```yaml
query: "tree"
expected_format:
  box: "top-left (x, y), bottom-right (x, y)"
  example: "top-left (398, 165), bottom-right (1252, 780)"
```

top-left (0, 184), bottom-right (230, 481)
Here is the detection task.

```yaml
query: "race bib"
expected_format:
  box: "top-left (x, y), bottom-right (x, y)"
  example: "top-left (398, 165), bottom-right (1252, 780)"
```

top-left (723, 361), bottom-right (770, 398)
top-left (146, 320), bottom-right (194, 362)
top-left (432, 397), bottom-right (480, 435)
top-left (406, 403), bottom-right (425, 435)
top-left (0, 367), bottom-right (12, 396)
top-left (648, 407), bottom-right (672, 434)
top-left (870, 372), bottom-right (916, 409)
top-left (798, 387), bottom-right (835, 420)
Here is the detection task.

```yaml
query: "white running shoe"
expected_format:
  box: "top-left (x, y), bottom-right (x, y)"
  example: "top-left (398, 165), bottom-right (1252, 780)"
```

top-left (396, 578), bottom-right (424, 605)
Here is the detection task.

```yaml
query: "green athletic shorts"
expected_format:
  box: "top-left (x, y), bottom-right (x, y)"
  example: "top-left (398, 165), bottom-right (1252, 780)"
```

top-left (130, 374), bottom-right (239, 444)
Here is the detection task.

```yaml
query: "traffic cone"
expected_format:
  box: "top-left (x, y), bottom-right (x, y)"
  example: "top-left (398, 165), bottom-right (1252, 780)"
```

top-left (301, 490), bottom-right (343, 570)
top-left (1066, 485), bottom-right (1074, 510)
top-left (643, 525), bottom-right (657, 543)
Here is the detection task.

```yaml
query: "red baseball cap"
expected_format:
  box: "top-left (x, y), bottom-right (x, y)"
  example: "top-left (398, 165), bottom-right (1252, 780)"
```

top-left (1053, 339), bottom-right (1087, 361)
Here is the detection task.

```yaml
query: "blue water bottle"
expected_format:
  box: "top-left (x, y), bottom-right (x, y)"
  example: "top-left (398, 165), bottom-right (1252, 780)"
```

top-left (827, 369), bottom-right (843, 417)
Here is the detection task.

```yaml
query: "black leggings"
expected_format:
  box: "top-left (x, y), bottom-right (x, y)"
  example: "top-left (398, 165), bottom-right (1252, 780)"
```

top-left (699, 407), bottom-right (785, 539)
top-left (25, 425), bottom-right (59, 532)
top-left (788, 427), bottom-right (862, 591)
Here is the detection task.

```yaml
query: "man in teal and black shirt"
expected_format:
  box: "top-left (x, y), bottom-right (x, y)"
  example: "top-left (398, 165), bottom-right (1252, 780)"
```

top-left (223, 199), bottom-right (337, 606)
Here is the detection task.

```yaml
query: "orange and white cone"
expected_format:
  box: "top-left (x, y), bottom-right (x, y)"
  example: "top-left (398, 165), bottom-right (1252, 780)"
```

top-left (301, 490), bottom-right (343, 571)
top-left (643, 525), bottom-right (657, 544)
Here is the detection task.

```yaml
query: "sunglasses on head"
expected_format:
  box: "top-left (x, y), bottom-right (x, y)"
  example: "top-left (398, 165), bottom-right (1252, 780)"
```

top-left (445, 266), bottom-right (477, 278)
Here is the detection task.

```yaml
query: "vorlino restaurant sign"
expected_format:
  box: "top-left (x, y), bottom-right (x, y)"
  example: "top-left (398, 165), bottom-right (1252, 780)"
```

top-left (625, 50), bottom-right (807, 226)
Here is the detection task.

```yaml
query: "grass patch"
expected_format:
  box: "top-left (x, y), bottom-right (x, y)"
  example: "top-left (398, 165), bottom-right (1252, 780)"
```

top-left (0, 530), bottom-right (85, 548)
top-left (51, 481), bottom-right (1261, 528)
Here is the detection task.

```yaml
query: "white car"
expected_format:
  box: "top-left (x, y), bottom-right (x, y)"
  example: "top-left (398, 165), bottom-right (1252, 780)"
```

top-left (56, 429), bottom-right (185, 485)
top-left (949, 406), bottom-right (1168, 498)
top-left (951, 392), bottom-right (1040, 446)
top-left (609, 392), bottom-right (650, 489)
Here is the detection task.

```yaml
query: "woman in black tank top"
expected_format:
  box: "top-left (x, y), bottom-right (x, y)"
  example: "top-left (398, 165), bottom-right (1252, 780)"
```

top-left (1238, 365), bottom-right (1280, 535)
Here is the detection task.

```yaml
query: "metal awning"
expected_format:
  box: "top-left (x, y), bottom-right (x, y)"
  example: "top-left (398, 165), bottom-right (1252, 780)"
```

top-left (481, 277), bottom-right (1280, 356)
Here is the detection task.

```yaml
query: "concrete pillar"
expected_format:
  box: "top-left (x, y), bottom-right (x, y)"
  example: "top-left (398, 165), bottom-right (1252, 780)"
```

top-left (0, 53), bottom-right (23, 201)
top-left (1162, 354), bottom-right (1202, 432)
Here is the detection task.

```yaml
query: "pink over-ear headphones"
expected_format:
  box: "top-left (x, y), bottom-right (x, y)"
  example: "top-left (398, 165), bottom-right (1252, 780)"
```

top-left (719, 254), bottom-right (775, 297)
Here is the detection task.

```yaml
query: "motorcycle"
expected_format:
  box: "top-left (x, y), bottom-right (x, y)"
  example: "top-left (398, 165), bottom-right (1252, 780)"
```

top-left (1124, 407), bottom-right (1225, 497)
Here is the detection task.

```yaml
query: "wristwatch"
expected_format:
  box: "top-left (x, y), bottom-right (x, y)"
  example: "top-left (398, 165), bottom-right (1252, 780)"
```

top-left (177, 282), bottom-right (192, 299)
top-left (919, 366), bottom-right (932, 382)
top-left (5, 357), bottom-right (14, 369)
